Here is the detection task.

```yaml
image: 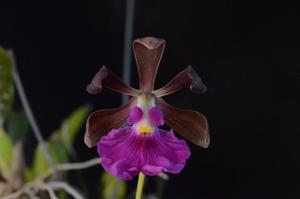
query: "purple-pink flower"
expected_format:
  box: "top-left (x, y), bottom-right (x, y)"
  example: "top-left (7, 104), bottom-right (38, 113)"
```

top-left (85, 37), bottom-right (209, 180)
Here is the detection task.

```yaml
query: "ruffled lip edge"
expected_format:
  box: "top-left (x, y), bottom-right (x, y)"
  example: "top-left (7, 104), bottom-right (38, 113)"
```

top-left (98, 128), bottom-right (191, 180)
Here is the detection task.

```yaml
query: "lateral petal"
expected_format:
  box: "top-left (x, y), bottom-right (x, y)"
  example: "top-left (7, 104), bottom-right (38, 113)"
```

top-left (84, 97), bottom-right (136, 147)
top-left (152, 65), bottom-right (207, 97)
top-left (156, 98), bottom-right (210, 148)
top-left (86, 65), bottom-right (141, 96)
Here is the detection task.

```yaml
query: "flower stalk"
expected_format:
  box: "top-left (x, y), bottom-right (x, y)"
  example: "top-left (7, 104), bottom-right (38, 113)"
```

top-left (8, 50), bottom-right (56, 173)
top-left (135, 172), bottom-right (145, 199)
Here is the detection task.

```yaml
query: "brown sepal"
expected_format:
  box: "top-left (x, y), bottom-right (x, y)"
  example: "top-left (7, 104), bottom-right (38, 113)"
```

top-left (86, 65), bottom-right (140, 96)
top-left (153, 65), bottom-right (207, 97)
top-left (156, 97), bottom-right (210, 148)
top-left (84, 97), bottom-right (136, 147)
top-left (133, 37), bottom-right (165, 92)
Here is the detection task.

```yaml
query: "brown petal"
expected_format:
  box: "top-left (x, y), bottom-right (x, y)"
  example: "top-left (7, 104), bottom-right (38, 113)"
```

top-left (84, 97), bottom-right (136, 147)
top-left (86, 65), bottom-right (141, 96)
top-left (152, 65), bottom-right (207, 97)
top-left (156, 97), bottom-right (210, 148)
top-left (133, 37), bottom-right (165, 92)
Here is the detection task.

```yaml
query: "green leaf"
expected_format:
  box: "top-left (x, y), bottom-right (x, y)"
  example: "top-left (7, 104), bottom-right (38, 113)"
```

top-left (6, 110), bottom-right (29, 142)
top-left (31, 106), bottom-right (90, 178)
top-left (24, 166), bottom-right (35, 182)
top-left (48, 138), bottom-right (68, 163)
top-left (60, 105), bottom-right (90, 151)
top-left (32, 144), bottom-right (50, 177)
top-left (101, 172), bottom-right (126, 199)
top-left (0, 47), bottom-right (14, 121)
top-left (0, 128), bottom-right (13, 176)
top-left (32, 140), bottom-right (69, 177)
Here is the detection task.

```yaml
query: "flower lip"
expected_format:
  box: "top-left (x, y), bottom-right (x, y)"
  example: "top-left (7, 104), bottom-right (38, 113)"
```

top-left (98, 127), bottom-right (191, 180)
top-left (127, 106), bottom-right (143, 125)
top-left (148, 107), bottom-right (164, 126)
top-left (134, 120), bottom-right (155, 135)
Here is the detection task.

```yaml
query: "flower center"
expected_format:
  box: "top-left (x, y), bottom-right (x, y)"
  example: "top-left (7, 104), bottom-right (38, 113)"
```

top-left (127, 93), bottom-right (164, 135)
top-left (135, 119), bottom-right (154, 135)
top-left (134, 93), bottom-right (156, 135)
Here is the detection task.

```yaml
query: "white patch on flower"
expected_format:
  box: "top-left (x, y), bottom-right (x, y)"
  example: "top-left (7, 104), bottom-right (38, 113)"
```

top-left (134, 93), bottom-right (156, 135)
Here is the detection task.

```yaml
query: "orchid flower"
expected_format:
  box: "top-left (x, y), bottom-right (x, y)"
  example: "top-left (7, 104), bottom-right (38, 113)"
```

top-left (85, 37), bottom-right (209, 180)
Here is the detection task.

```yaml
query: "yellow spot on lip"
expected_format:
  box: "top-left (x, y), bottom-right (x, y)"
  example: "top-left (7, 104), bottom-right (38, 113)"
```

top-left (137, 125), bottom-right (153, 134)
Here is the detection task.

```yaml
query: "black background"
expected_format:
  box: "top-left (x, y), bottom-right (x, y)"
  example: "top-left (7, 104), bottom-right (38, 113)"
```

top-left (1, 0), bottom-right (300, 198)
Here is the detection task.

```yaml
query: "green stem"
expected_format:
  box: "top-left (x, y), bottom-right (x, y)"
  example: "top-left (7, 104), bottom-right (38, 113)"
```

top-left (135, 172), bottom-right (145, 199)
top-left (8, 50), bottom-right (57, 173)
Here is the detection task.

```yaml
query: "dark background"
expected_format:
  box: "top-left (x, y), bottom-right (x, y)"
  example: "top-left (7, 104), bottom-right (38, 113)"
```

top-left (1, 0), bottom-right (300, 198)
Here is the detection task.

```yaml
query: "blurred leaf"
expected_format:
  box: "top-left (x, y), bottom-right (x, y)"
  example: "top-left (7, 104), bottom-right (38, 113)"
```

top-left (31, 106), bottom-right (90, 178)
top-left (48, 139), bottom-right (68, 163)
top-left (0, 47), bottom-right (14, 122)
top-left (24, 167), bottom-right (34, 182)
top-left (6, 111), bottom-right (29, 142)
top-left (0, 128), bottom-right (13, 177)
top-left (32, 144), bottom-right (50, 177)
top-left (32, 140), bottom-right (68, 177)
top-left (101, 172), bottom-right (126, 199)
top-left (60, 105), bottom-right (90, 151)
